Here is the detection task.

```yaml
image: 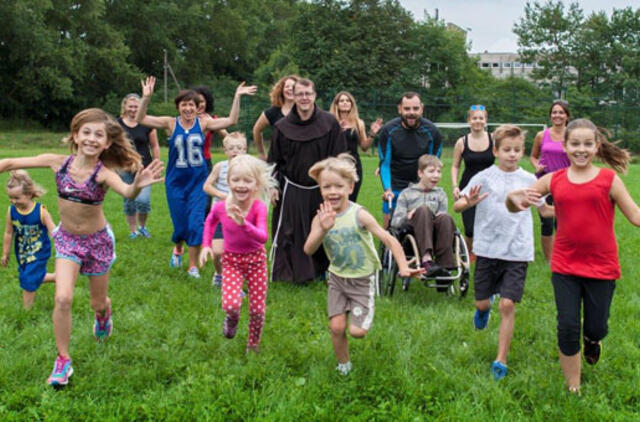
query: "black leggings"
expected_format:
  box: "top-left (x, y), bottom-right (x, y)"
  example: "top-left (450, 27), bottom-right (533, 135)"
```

top-left (540, 195), bottom-right (555, 236)
top-left (551, 273), bottom-right (616, 356)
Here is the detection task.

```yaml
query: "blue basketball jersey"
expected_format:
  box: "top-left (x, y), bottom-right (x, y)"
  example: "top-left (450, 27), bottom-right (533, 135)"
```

top-left (166, 117), bottom-right (208, 195)
top-left (10, 203), bottom-right (51, 266)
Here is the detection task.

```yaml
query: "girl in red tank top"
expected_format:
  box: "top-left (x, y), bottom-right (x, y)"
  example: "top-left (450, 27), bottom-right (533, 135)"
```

top-left (507, 118), bottom-right (640, 394)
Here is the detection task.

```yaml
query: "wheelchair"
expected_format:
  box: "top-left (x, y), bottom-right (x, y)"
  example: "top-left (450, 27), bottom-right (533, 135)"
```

top-left (377, 223), bottom-right (471, 297)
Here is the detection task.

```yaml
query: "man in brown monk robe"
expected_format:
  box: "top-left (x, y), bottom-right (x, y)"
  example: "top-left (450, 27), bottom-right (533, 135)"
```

top-left (268, 78), bottom-right (348, 284)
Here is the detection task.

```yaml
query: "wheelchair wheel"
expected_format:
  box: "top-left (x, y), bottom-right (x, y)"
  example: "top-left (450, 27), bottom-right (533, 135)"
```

top-left (453, 232), bottom-right (471, 298)
top-left (380, 248), bottom-right (398, 296)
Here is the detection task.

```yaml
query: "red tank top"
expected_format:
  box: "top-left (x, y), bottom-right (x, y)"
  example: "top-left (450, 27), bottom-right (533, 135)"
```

top-left (550, 167), bottom-right (619, 279)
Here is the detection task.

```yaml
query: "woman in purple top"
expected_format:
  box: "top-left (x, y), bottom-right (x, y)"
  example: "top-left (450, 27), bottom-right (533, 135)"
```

top-left (530, 100), bottom-right (571, 262)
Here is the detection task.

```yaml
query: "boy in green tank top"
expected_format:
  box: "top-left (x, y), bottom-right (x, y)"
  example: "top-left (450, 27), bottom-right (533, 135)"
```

top-left (304, 154), bottom-right (423, 375)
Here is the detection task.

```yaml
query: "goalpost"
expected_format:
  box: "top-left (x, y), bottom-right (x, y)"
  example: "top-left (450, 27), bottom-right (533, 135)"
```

top-left (434, 122), bottom-right (547, 147)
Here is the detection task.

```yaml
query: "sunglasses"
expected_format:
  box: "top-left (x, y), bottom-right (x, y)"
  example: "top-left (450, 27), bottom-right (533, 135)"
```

top-left (470, 104), bottom-right (485, 111)
top-left (553, 99), bottom-right (569, 106)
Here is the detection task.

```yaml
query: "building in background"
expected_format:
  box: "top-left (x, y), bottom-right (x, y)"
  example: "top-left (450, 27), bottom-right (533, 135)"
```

top-left (473, 52), bottom-right (539, 80)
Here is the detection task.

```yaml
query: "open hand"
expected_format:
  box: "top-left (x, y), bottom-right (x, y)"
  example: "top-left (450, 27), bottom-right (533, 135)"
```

top-left (236, 82), bottom-right (257, 97)
top-left (370, 118), bottom-right (383, 136)
top-left (317, 201), bottom-right (336, 231)
top-left (141, 76), bottom-right (156, 98)
top-left (398, 266), bottom-right (425, 278)
top-left (133, 159), bottom-right (164, 188)
top-left (199, 247), bottom-right (213, 267)
top-left (229, 204), bottom-right (246, 225)
top-left (462, 185), bottom-right (489, 207)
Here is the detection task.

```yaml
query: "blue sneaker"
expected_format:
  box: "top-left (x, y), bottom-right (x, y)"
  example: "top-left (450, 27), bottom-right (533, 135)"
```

top-left (212, 274), bottom-right (222, 287)
top-left (474, 308), bottom-right (491, 330)
top-left (137, 226), bottom-right (151, 238)
top-left (170, 247), bottom-right (183, 268)
top-left (47, 355), bottom-right (74, 386)
top-left (491, 361), bottom-right (508, 380)
top-left (129, 231), bottom-right (139, 239)
top-left (93, 305), bottom-right (113, 341)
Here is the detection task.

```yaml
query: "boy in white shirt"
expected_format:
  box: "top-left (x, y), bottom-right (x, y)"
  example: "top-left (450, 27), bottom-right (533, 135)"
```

top-left (454, 124), bottom-right (552, 381)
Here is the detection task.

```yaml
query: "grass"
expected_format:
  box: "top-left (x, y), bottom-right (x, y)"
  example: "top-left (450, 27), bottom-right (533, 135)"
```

top-left (0, 135), bottom-right (639, 421)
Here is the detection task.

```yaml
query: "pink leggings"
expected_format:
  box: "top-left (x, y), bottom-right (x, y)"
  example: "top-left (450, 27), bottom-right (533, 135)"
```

top-left (221, 249), bottom-right (268, 347)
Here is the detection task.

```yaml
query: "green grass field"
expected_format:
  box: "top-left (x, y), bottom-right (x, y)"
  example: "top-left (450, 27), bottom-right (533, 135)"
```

top-left (0, 135), bottom-right (639, 420)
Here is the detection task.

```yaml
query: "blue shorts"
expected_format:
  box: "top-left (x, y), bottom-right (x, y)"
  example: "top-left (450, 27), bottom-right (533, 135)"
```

top-left (167, 189), bottom-right (207, 246)
top-left (18, 259), bottom-right (48, 292)
top-left (382, 189), bottom-right (401, 215)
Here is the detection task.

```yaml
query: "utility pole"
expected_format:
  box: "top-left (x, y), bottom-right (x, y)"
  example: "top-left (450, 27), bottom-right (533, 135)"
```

top-left (164, 49), bottom-right (168, 103)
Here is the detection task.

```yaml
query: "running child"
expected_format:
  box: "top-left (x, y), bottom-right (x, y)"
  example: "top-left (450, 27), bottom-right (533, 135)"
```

top-left (136, 76), bottom-right (256, 278)
top-left (304, 154), bottom-right (423, 375)
top-left (1, 170), bottom-right (56, 309)
top-left (200, 154), bottom-right (277, 353)
top-left (202, 132), bottom-right (247, 287)
top-left (391, 154), bottom-right (457, 279)
top-left (0, 108), bottom-right (164, 387)
top-left (453, 124), bottom-right (552, 381)
top-left (507, 118), bottom-right (638, 393)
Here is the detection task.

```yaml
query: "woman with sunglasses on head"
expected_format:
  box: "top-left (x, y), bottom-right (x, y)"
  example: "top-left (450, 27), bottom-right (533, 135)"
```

top-left (530, 100), bottom-right (571, 262)
top-left (117, 93), bottom-right (160, 239)
top-left (451, 105), bottom-right (494, 258)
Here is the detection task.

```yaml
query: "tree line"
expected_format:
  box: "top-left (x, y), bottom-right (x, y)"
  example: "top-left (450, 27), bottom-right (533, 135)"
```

top-left (1, 0), bottom-right (638, 148)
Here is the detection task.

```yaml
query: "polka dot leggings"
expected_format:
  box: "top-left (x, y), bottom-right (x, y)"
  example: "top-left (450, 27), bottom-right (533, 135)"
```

top-left (221, 249), bottom-right (268, 347)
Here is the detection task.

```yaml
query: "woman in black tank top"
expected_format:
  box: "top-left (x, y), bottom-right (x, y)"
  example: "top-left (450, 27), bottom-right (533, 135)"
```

top-left (329, 91), bottom-right (382, 201)
top-left (451, 105), bottom-right (494, 256)
top-left (252, 75), bottom-right (299, 161)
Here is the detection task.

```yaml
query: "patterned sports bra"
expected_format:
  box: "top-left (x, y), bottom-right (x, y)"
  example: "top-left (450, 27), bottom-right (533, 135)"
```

top-left (56, 155), bottom-right (107, 205)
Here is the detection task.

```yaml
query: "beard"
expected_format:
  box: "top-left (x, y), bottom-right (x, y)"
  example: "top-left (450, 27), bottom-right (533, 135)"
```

top-left (401, 114), bottom-right (421, 129)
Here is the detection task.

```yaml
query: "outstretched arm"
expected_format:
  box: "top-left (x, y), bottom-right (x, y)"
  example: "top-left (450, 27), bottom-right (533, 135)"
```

top-left (135, 76), bottom-right (174, 131)
top-left (610, 174), bottom-right (640, 226)
top-left (358, 208), bottom-right (424, 278)
top-left (0, 154), bottom-right (65, 173)
top-left (100, 159), bottom-right (164, 199)
top-left (506, 175), bottom-right (551, 212)
top-left (202, 82), bottom-right (257, 132)
top-left (453, 185), bottom-right (489, 213)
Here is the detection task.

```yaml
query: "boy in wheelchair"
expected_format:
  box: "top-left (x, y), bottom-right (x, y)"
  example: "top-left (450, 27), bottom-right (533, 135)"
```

top-left (390, 154), bottom-right (456, 278)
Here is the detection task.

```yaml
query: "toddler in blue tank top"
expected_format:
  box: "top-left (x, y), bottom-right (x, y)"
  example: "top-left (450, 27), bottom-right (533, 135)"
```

top-left (1, 170), bottom-right (56, 309)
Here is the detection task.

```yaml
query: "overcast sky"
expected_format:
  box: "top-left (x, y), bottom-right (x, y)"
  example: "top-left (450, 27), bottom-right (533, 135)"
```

top-left (398, 1), bottom-right (636, 53)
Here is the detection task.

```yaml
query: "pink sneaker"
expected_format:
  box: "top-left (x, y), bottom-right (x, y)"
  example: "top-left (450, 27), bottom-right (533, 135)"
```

top-left (47, 355), bottom-right (73, 386)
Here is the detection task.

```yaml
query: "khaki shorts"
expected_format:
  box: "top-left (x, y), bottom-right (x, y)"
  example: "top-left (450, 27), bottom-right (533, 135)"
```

top-left (328, 272), bottom-right (376, 330)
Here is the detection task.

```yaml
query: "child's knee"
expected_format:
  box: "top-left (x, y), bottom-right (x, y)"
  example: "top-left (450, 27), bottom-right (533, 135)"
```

top-left (499, 298), bottom-right (516, 315)
top-left (54, 293), bottom-right (73, 310)
top-left (349, 325), bottom-right (368, 338)
top-left (329, 316), bottom-right (347, 335)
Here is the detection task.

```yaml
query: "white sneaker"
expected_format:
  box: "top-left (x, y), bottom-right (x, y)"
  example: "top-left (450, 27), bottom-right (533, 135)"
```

top-left (187, 267), bottom-right (200, 279)
top-left (336, 361), bottom-right (352, 375)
